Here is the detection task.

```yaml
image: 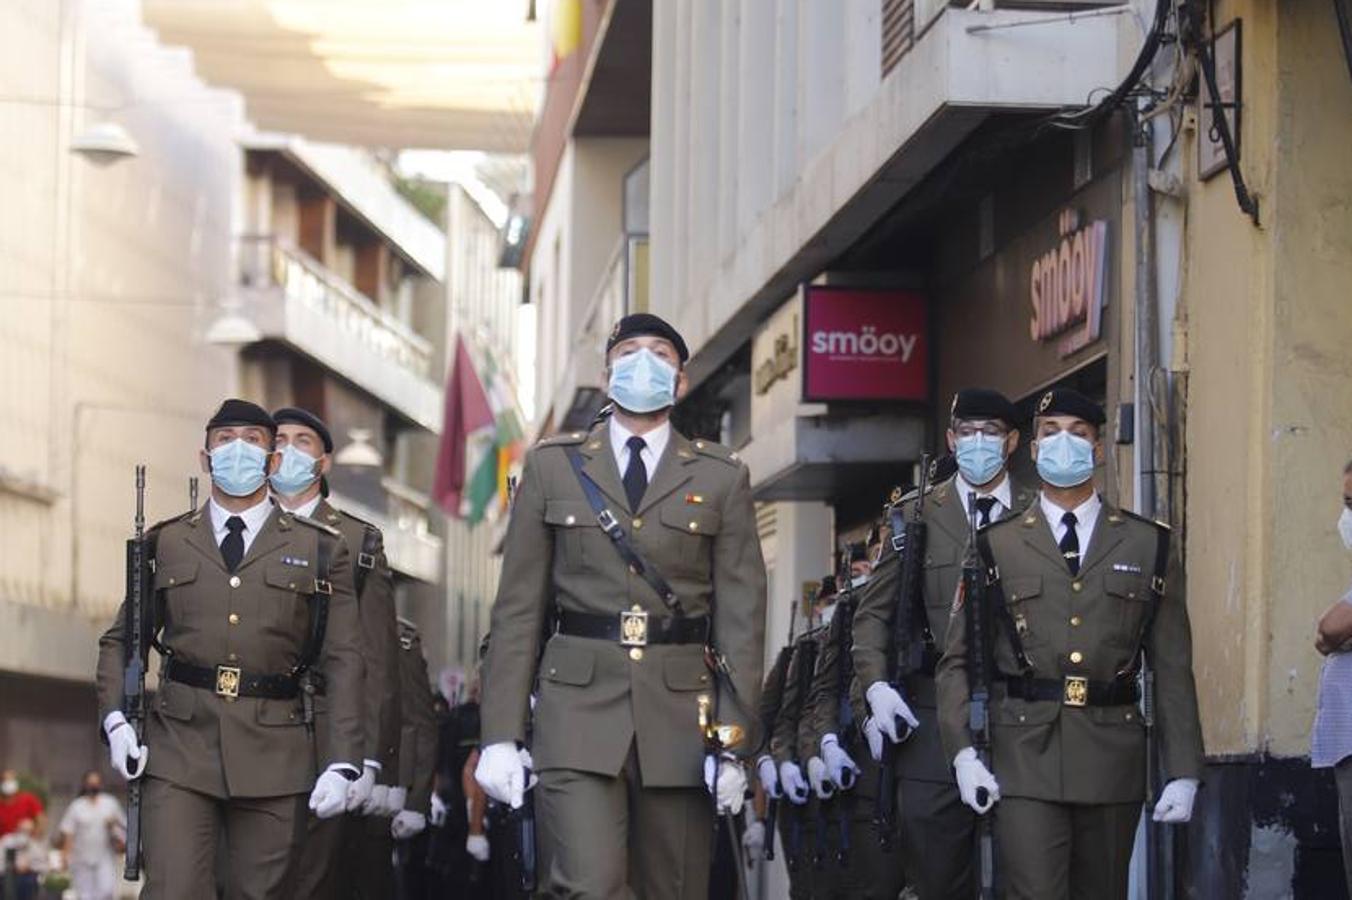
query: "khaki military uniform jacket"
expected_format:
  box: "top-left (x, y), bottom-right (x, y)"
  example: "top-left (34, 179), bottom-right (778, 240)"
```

top-left (758, 643), bottom-right (793, 757)
top-left (479, 422), bottom-right (767, 788)
top-left (935, 498), bottom-right (1205, 804)
top-left (309, 500), bottom-right (401, 781)
top-left (802, 607), bottom-right (874, 786)
top-left (769, 628), bottom-right (826, 766)
top-left (395, 618), bottom-right (438, 815)
top-left (95, 505), bottom-right (365, 799)
top-left (851, 474), bottom-right (1035, 782)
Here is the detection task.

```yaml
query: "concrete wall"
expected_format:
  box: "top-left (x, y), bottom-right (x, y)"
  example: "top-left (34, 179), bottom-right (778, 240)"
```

top-left (0, 0), bottom-right (242, 682)
top-left (1183, 0), bottom-right (1352, 760)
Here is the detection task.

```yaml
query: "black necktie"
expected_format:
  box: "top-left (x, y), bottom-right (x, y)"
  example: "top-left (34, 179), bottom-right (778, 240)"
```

top-left (1059, 511), bottom-right (1080, 576)
top-left (221, 516), bottom-right (246, 573)
top-left (975, 496), bottom-right (999, 528)
top-left (622, 436), bottom-right (648, 513)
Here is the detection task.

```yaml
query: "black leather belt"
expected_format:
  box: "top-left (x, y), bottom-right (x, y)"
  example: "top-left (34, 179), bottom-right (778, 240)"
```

top-left (556, 610), bottom-right (709, 647)
top-left (1001, 675), bottom-right (1139, 708)
top-left (164, 657), bottom-right (300, 700)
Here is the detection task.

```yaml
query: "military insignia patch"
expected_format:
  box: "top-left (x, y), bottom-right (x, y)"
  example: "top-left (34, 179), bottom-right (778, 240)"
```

top-left (281, 556), bottom-right (310, 568)
top-left (1112, 562), bottom-right (1142, 573)
top-left (685, 493), bottom-right (705, 505)
top-left (889, 486), bottom-right (903, 505)
top-left (1038, 391), bottom-right (1054, 413)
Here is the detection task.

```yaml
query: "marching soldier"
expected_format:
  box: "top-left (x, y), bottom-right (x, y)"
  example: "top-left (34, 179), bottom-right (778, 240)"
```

top-left (387, 617), bottom-right (439, 895)
top-left (96, 399), bottom-right (365, 900)
top-left (474, 313), bottom-right (767, 898)
top-left (769, 578), bottom-right (834, 896)
top-left (268, 407), bottom-right (401, 900)
top-left (935, 388), bottom-right (1204, 899)
top-left (800, 547), bottom-right (906, 900)
top-left (851, 388), bottom-right (1034, 899)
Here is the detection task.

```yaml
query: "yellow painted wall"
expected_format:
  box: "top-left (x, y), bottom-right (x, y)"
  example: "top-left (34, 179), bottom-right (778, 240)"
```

top-left (1184, 0), bottom-right (1352, 756)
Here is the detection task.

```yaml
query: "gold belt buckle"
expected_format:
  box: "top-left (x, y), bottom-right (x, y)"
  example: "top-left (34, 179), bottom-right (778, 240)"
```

top-left (215, 665), bottom-right (242, 699)
top-left (1063, 675), bottom-right (1089, 708)
top-left (619, 606), bottom-right (649, 647)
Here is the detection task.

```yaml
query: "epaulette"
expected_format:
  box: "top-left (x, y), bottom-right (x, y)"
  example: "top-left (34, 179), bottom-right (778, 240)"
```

top-left (537, 430), bottom-right (589, 447)
top-left (396, 615), bottom-right (419, 635)
top-left (689, 437), bottom-right (743, 467)
top-left (888, 481), bottom-right (936, 513)
top-left (290, 513), bottom-right (341, 537)
top-left (1117, 508), bottom-right (1172, 532)
top-left (149, 509), bottom-right (196, 533)
top-left (331, 506), bottom-right (381, 534)
top-left (396, 616), bottom-right (421, 649)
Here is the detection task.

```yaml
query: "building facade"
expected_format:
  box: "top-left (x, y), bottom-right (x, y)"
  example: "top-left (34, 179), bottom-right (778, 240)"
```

top-left (644, 0), bottom-right (1352, 896)
top-left (0, 0), bottom-right (243, 795)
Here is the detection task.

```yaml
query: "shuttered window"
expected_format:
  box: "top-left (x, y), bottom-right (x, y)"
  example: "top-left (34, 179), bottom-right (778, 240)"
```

top-left (881, 0), bottom-right (916, 79)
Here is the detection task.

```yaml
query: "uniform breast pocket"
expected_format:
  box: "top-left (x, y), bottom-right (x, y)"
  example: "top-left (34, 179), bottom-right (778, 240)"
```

top-left (1104, 570), bottom-right (1152, 647)
top-left (539, 641), bottom-right (596, 689)
top-left (923, 545), bottom-right (960, 613)
top-left (657, 506), bottom-right (722, 572)
top-left (262, 564), bottom-right (312, 632)
top-left (1003, 575), bottom-right (1045, 650)
top-left (544, 500), bottom-right (597, 573)
top-left (153, 561), bottom-right (199, 627)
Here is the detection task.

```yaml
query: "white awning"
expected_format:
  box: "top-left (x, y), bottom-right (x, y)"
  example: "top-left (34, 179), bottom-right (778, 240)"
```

top-left (143, 0), bottom-right (542, 151)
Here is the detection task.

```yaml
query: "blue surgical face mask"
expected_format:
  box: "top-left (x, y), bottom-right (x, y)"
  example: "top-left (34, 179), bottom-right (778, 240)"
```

top-left (269, 444), bottom-right (321, 497)
top-left (608, 347), bottom-right (678, 414)
top-left (209, 438), bottom-right (270, 497)
top-left (955, 434), bottom-right (1006, 486)
top-left (1034, 431), bottom-right (1096, 488)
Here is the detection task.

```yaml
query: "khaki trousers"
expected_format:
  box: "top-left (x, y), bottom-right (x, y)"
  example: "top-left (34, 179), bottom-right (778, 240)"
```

top-left (993, 797), bottom-right (1140, 900)
top-left (896, 777), bottom-right (975, 900)
top-left (537, 747), bottom-right (713, 899)
top-left (141, 776), bottom-right (305, 900)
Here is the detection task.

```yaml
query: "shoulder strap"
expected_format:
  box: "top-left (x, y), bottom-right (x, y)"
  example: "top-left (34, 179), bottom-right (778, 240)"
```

top-left (354, 524), bottom-right (380, 597)
top-left (889, 504), bottom-right (933, 648)
top-left (292, 532), bottom-right (334, 676)
top-left (562, 448), bottom-right (685, 617)
top-left (975, 532), bottom-right (1035, 678)
top-left (1119, 525), bottom-right (1171, 679)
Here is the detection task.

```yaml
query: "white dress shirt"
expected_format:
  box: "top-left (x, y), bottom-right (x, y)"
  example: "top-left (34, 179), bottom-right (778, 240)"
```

top-left (208, 495), bottom-right (274, 556)
top-left (956, 473), bottom-right (1014, 523)
top-left (1039, 491), bottom-right (1102, 560)
top-left (609, 418), bottom-right (671, 481)
top-left (288, 494), bottom-right (323, 520)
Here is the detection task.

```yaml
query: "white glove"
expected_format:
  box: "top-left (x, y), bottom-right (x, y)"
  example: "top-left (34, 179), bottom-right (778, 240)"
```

top-left (466, 833), bottom-right (490, 862)
top-left (820, 734), bottom-right (860, 790)
top-left (345, 762), bottom-right (378, 812)
top-left (310, 766), bottom-right (356, 820)
top-left (362, 784), bottom-right (390, 817)
top-left (756, 755), bottom-right (781, 798)
top-left (1152, 778), bottom-right (1199, 823)
top-left (475, 741), bottom-right (526, 809)
top-left (703, 754), bottom-right (747, 815)
top-left (778, 761), bottom-right (810, 805)
top-left (741, 819), bottom-right (766, 859)
top-left (384, 786), bottom-right (408, 817)
top-left (806, 756), bottom-right (834, 799)
top-left (862, 717), bottom-right (885, 763)
top-left (866, 682), bottom-right (920, 744)
top-left (953, 747), bottom-right (999, 814)
top-left (391, 810), bottom-right (426, 840)
top-left (429, 793), bottom-right (448, 827)
top-left (104, 712), bottom-right (149, 781)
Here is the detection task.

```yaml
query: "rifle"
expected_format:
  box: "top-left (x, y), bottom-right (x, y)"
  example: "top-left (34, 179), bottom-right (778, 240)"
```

top-left (122, 466), bottom-right (150, 881)
top-left (761, 597), bottom-right (798, 861)
top-left (785, 635), bottom-right (818, 873)
top-left (874, 454), bottom-right (931, 845)
top-left (828, 547), bottom-right (859, 867)
top-left (963, 497), bottom-right (997, 900)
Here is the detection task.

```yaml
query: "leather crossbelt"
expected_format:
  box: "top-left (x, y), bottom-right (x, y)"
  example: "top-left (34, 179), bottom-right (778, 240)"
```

top-left (164, 657), bottom-right (301, 700)
top-left (1001, 675), bottom-right (1139, 708)
top-left (556, 610), bottom-right (709, 647)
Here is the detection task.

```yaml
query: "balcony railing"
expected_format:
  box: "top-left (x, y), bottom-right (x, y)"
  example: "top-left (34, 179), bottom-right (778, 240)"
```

top-left (234, 235), bottom-right (442, 430)
top-left (239, 235), bottom-right (433, 380)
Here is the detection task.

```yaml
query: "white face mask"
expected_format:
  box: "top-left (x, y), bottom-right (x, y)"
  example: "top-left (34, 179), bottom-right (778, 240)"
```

top-left (1338, 508), bottom-right (1352, 551)
top-left (0, 779), bottom-right (16, 796)
top-left (850, 574), bottom-right (868, 589)
top-left (819, 603), bottom-right (836, 627)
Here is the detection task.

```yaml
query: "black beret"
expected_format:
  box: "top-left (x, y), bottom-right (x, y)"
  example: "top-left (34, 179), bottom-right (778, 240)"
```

top-left (1035, 387), bottom-right (1106, 426)
top-left (272, 407), bottom-right (334, 453)
top-left (818, 575), bottom-right (838, 599)
top-left (206, 399), bottom-right (274, 433)
top-left (606, 313), bottom-right (689, 362)
top-left (950, 388), bottom-right (1019, 429)
top-left (847, 542), bottom-right (869, 563)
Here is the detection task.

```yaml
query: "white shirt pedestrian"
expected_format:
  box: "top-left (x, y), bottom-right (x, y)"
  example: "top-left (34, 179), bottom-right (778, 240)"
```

top-left (58, 790), bottom-right (124, 900)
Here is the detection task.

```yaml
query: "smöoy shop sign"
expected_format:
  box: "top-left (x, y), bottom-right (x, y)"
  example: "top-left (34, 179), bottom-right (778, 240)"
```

top-left (801, 285), bottom-right (928, 402)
